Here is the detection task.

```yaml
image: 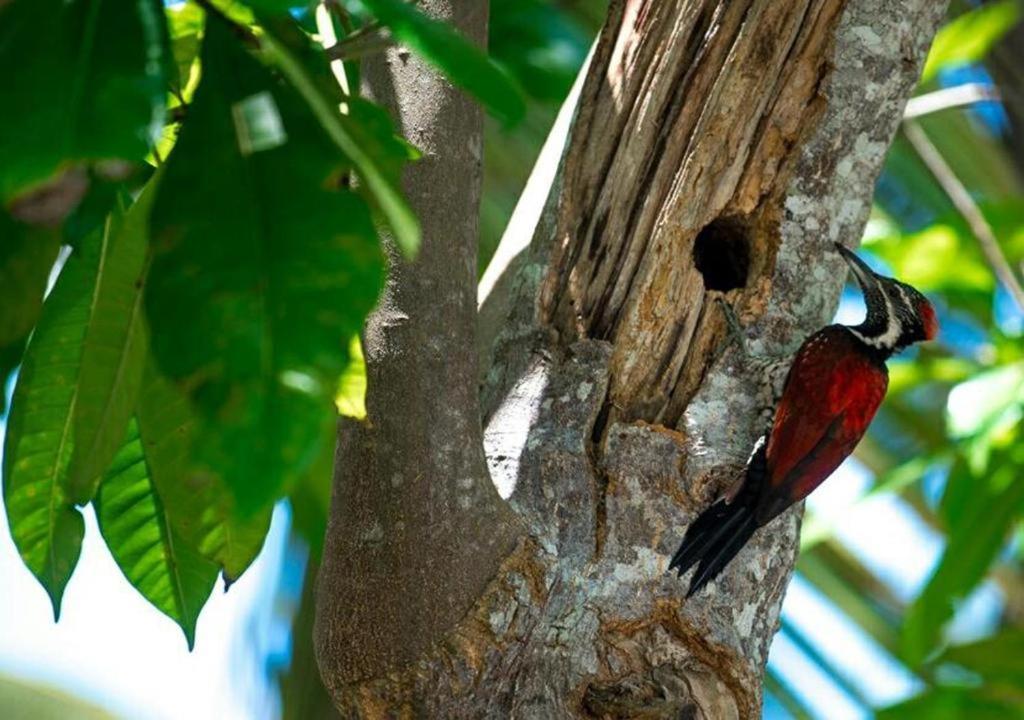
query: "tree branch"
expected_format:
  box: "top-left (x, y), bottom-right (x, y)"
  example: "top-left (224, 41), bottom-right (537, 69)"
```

top-left (315, 0), bottom-right (518, 685)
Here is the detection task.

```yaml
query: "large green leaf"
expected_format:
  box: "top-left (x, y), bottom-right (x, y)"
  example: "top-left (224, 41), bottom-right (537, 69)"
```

top-left (136, 361), bottom-right (271, 583)
top-left (146, 19), bottom-right (384, 513)
top-left (2, 236), bottom-right (104, 618)
top-left (66, 184), bottom-right (158, 504)
top-left (357, 0), bottom-right (525, 126)
top-left (903, 453), bottom-right (1024, 666)
top-left (256, 15), bottom-right (420, 255)
top-left (94, 419), bottom-right (218, 648)
top-left (0, 0), bottom-right (169, 204)
top-left (919, 0), bottom-right (1022, 85)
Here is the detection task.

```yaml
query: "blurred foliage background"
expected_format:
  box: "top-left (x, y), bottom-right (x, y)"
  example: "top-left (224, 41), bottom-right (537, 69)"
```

top-left (1, 0), bottom-right (1023, 718)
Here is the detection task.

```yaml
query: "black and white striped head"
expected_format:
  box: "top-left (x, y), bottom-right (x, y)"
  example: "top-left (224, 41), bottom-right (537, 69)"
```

top-left (836, 243), bottom-right (938, 356)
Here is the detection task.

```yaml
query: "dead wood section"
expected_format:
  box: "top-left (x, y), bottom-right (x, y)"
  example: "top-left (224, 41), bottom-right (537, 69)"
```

top-left (542, 0), bottom-right (848, 430)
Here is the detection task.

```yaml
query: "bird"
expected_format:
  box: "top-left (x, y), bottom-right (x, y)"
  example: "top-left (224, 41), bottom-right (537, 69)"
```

top-left (669, 242), bottom-right (938, 597)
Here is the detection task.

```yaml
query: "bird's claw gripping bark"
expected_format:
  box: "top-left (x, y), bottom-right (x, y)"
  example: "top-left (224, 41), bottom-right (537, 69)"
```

top-left (711, 297), bottom-right (749, 363)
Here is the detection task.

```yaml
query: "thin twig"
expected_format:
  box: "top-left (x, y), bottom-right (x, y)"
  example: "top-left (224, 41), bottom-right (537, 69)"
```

top-left (324, 0), bottom-right (354, 35)
top-left (903, 120), bottom-right (1024, 312)
top-left (325, 29), bottom-right (394, 61)
top-left (903, 83), bottom-right (1001, 120)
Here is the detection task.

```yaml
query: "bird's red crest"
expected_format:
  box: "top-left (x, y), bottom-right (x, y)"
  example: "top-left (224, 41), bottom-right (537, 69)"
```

top-left (918, 299), bottom-right (938, 341)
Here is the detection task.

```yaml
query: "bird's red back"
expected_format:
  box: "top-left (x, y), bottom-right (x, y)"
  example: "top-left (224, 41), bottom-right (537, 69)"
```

top-left (764, 326), bottom-right (888, 508)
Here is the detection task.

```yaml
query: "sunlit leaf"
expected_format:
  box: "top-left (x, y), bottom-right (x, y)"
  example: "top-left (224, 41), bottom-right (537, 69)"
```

top-left (136, 360), bottom-right (271, 584)
top-left (166, 2), bottom-right (205, 98)
top-left (887, 355), bottom-right (976, 396)
top-left (1, 235), bottom-right (104, 618)
top-left (66, 183), bottom-right (159, 504)
top-left (920, 0), bottom-right (1022, 85)
top-left (945, 361), bottom-right (1024, 439)
top-left (95, 419), bottom-right (218, 648)
top-left (335, 336), bottom-right (367, 419)
top-left (147, 19), bottom-right (384, 513)
top-left (357, 0), bottom-right (526, 126)
top-left (0, 0), bottom-right (169, 206)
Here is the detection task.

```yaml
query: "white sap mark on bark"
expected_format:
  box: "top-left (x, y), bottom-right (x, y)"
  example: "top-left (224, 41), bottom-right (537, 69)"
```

top-left (484, 357), bottom-right (551, 499)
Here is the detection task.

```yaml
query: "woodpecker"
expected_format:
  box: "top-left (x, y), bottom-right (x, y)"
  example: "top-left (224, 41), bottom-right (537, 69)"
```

top-left (669, 243), bottom-right (938, 597)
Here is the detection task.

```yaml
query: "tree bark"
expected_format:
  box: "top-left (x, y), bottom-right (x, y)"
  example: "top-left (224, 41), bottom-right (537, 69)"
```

top-left (315, 0), bottom-right (947, 717)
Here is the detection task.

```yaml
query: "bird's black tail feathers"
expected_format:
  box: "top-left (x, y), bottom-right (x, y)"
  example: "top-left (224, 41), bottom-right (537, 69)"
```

top-left (668, 495), bottom-right (758, 597)
top-left (668, 438), bottom-right (768, 597)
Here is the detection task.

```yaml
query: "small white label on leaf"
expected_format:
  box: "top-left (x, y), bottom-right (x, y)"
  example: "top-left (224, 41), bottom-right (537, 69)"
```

top-left (232, 92), bottom-right (287, 156)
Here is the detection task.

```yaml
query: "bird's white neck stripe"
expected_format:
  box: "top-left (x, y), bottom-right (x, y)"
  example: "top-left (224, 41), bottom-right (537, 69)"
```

top-left (849, 285), bottom-right (901, 349)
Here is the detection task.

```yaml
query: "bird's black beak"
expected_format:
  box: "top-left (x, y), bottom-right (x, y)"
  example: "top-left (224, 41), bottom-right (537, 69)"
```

top-left (834, 243), bottom-right (881, 294)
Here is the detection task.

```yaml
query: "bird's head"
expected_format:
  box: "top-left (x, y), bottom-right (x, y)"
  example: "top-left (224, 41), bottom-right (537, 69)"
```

top-left (835, 243), bottom-right (938, 356)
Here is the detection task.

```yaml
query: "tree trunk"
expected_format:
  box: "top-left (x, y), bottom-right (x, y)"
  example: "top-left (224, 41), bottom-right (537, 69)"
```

top-left (315, 0), bottom-right (947, 717)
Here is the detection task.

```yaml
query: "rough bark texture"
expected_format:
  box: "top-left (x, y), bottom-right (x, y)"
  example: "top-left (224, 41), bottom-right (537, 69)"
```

top-left (315, 0), bottom-right (947, 717)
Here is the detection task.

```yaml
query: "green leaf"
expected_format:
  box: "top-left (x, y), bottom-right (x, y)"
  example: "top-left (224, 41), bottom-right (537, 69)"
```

top-left (0, 214), bottom-right (61, 347)
top-left (0, 339), bottom-right (28, 417)
top-left (335, 336), bottom-right (367, 419)
top-left (357, 0), bottom-right (525, 126)
top-left (287, 418), bottom-right (336, 562)
top-left (0, 213), bottom-right (61, 415)
top-left (0, 0), bottom-right (169, 204)
top-left (877, 686), bottom-right (1024, 720)
top-left (166, 2), bottom-right (205, 98)
top-left (256, 15), bottom-right (421, 256)
top-left (903, 457), bottom-right (1024, 666)
top-left (936, 629), bottom-right (1024, 688)
top-left (239, 0), bottom-right (304, 13)
top-left (2, 235), bottom-right (105, 619)
top-left (490, 0), bottom-right (589, 103)
top-left (65, 183), bottom-right (158, 504)
top-left (136, 360), bottom-right (271, 583)
top-left (147, 19), bottom-right (384, 513)
top-left (920, 0), bottom-right (1022, 85)
top-left (946, 361), bottom-right (1024, 440)
top-left (95, 419), bottom-right (218, 648)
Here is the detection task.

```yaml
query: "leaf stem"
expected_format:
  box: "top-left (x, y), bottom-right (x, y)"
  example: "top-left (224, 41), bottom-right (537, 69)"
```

top-left (903, 120), bottom-right (1024, 312)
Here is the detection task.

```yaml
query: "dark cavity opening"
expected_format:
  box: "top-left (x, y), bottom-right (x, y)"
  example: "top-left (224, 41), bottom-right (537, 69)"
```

top-left (693, 217), bottom-right (751, 292)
